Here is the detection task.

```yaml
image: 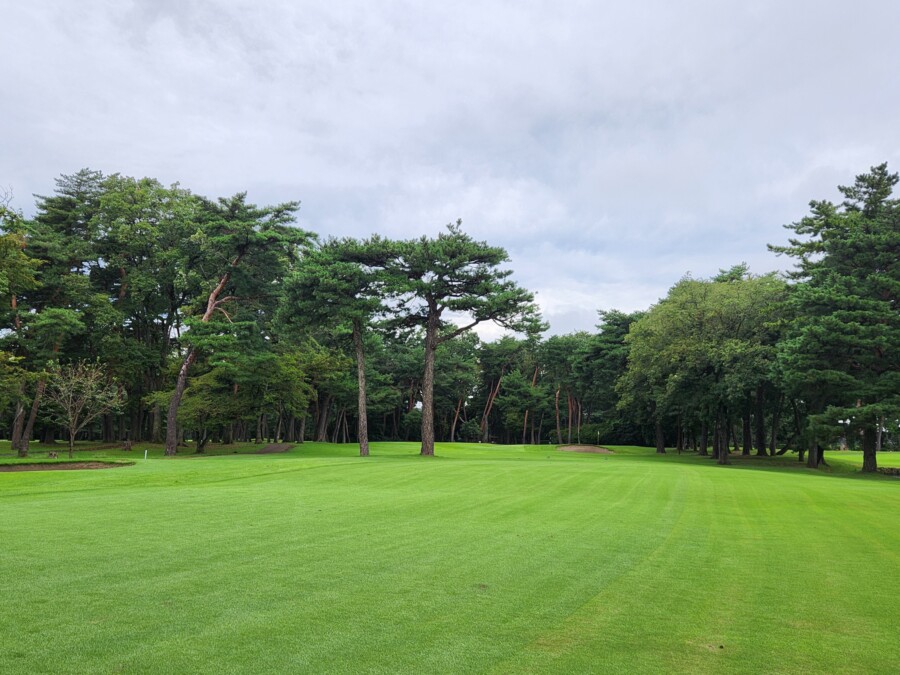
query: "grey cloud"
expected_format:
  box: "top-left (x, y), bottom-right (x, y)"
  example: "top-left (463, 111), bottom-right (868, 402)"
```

top-left (3, 1), bottom-right (899, 335)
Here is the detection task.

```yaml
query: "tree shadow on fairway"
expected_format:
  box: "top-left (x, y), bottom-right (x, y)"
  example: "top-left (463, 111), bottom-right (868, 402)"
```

top-left (617, 447), bottom-right (900, 483)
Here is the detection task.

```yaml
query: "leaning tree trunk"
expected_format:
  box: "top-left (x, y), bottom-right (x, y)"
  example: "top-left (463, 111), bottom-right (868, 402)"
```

top-left (12, 400), bottom-right (26, 457)
top-left (165, 256), bottom-right (242, 456)
top-left (352, 319), bottom-right (369, 457)
top-left (419, 309), bottom-right (439, 456)
top-left (21, 379), bottom-right (47, 456)
top-left (450, 397), bottom-right (463, 443)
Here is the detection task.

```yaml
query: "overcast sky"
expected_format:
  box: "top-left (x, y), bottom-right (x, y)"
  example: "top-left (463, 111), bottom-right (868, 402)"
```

top-left (3, 1), bottom-right (899, 336)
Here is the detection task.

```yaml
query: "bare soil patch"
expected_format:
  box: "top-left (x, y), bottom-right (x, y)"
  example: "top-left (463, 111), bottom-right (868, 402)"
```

top-left (0, 462), bottom-right (132, 472)
top-left (558, 445), bottom-right (615, 454)
top-left (256, 443), bottom-right (294, 454)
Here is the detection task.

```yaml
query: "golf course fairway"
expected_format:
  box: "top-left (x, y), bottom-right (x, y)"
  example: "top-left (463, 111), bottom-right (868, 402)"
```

top-left (2, 442), bottom-right (898, 673)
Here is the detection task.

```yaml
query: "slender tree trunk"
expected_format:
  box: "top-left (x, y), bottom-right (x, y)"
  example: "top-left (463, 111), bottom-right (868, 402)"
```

top-left (331, 409), bottom-right (343, 444)
top-left (769, 395), bottom-right (783, 455)
top-left (12, 396), bottom-right (26, 457)
top-left (352, 320), bottom-right (369, 457)
top-left (151, 403), bottom-right (162, 443)
top-left (450, 396), bottom-right (463, 443)
top-left (712, 415), bottom-right (721, 460)
top-left (718, 415), bottom-right (730, 465)
top-left (566, 392), bottom-right (573, 444)
top-left (10, 382), bottom-right (28, 457)
top-left (68, 429), bottom-right (75, 459)
top-left (676, 417), bottom-right (684, 454)
top-left (576, 398), bottom-right (582, 444)
top-left (742, 410), bottom-right (752, 456)
top-left (274, 408), bottom-right (284, 442)
top-left (861, 426), bottom-right (877, 473)
top-left (420, 308), bottom-right (439, 456)
top-left (480, 376), bottom-right (503, 442)
top-left (21, 379), bottom-right (47, 456)
top-left (298, 413), bottom-right (307, 443)
top-left (316, 395), bottom-right (332, 442)
top-left (754, 386), bottom-right (767, 456)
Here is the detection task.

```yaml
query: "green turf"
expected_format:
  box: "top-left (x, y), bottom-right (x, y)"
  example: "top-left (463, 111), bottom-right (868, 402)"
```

top-left (1, 442), bottom-right (898, 673)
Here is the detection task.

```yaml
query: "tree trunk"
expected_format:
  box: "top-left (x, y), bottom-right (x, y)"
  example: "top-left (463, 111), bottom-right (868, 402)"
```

top-left (21, 379), bottom-right (47, 456)
top-left (742, 410), bottom-right (752, 456)
top-left (165, 257), bottom-right (241, 455)
top-left (12, 398), bottom-right (26, 457)
top-left (752, 386), bottom-right (766, 456)
top-left (68, 429), bottom-right (75, 459)
top-left (420, 309), bottom-right (439, 456)
top-left (165, 347), bottom-right (197, 455)
top-left (717, 418), bottom-right (730, 465)
top-left (699, 420), bottom-right (709, 456)
top-left (450, 396), bottom-right (463, 443)
top-left (554, 386), bottom-right (562, 445)
top-left (331, 409), bottom-right (343, 444)
top-left (861, 426), bottom-right (877, 473)
top-left (315, 395), bottom-right (332, 442)
top-left (274, 408), bottom-right (284, 442)
top-left (769, 395), bottom-right (782, 455)
top-left (151, 403), bottom-right (162, 443)
top-left (654, 419), bottom-right (666, 454)
top-left (352, 320), bottom-right (369, 457)
top-left (480, 376), bottom-right (502, 442)
top-left (298, 413), bottom-right (307, 443)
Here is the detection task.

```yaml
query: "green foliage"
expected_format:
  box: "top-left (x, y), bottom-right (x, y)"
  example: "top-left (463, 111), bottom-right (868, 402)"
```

top-left (44, 360), bottom-right (125, 456)
top-left (771, 163), bottom-right (900, 467)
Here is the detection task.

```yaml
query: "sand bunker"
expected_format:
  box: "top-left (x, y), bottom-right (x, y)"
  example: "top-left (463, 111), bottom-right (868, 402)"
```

top-left (0, 462), bottom-right (132, 472)
top-left (557, 445), bottom-right (614, 454)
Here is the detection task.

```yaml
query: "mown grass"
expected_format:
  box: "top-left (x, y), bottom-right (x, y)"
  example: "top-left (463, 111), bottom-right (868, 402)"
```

top-left (1, 442), bottom-right (898, 673)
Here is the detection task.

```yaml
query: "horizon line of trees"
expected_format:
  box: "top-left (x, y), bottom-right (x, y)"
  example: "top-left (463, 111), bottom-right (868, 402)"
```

top-left (0, 164), bottom-right (896, 472)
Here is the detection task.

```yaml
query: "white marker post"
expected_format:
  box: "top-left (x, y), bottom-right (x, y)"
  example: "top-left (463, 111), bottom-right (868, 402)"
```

top-left (144, 449), bottom-right (148, 460)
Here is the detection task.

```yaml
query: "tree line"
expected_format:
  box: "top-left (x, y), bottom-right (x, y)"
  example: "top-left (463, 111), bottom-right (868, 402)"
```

top-left (0, 164), bottom-right (896, 471)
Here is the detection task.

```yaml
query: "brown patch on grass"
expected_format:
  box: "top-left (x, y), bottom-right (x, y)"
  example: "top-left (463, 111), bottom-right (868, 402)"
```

top-left (256, 443), bottom-right (294, 454)
top-left (0, 462), bottom-right (132, 472)
top-left (558, 445), bottom-right (614, 454)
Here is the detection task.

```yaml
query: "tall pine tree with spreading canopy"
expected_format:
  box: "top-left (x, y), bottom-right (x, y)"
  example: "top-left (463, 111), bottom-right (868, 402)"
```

top-left (770, 163), bottom-right (900, 471)
top-left (386, 222), bottom-right (543, 456)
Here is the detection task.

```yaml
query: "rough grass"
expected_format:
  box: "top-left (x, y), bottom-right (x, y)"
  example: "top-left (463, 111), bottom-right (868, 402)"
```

top-left (1, 442), bottom-right (898, 673)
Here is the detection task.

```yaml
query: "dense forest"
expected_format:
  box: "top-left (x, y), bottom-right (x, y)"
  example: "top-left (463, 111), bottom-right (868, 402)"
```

top-left (0, 165), bottom-right (896, 470)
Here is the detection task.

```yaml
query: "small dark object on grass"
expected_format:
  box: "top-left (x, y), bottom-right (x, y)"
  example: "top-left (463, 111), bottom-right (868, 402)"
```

top-left (123, 440), bottom-right (132, 451)
top-left (48, 451), bottom-right (58, 459)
